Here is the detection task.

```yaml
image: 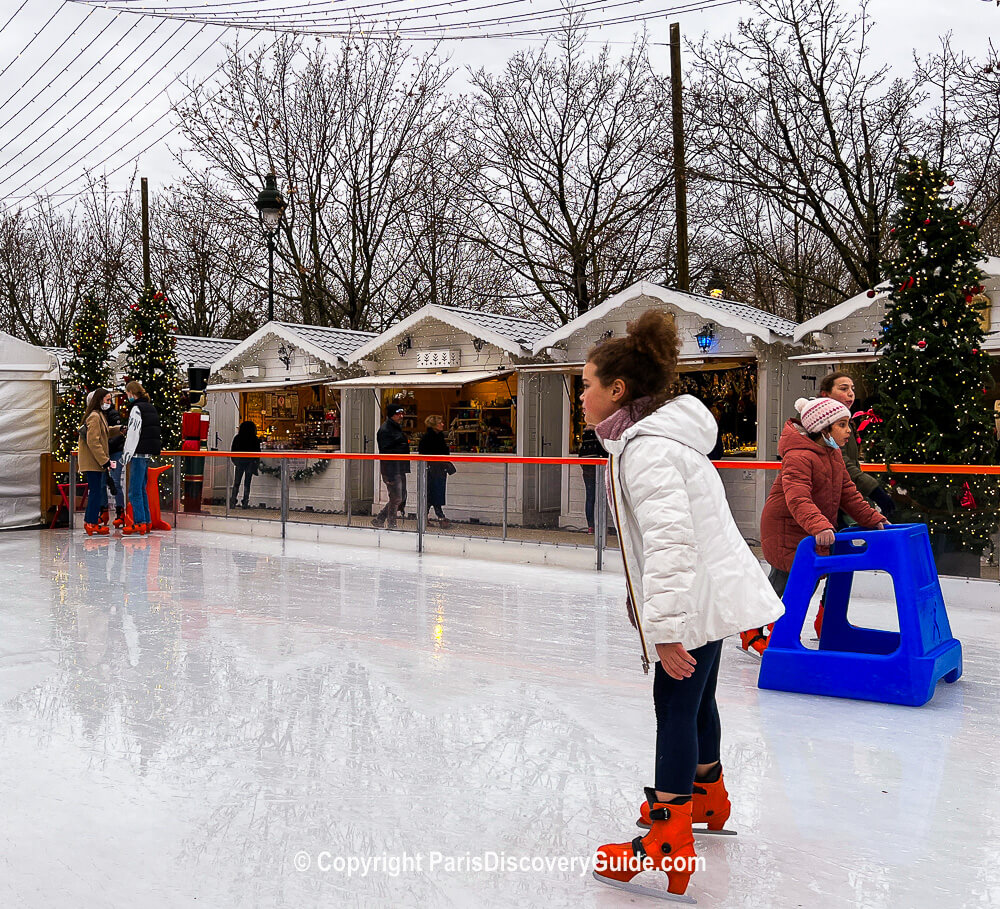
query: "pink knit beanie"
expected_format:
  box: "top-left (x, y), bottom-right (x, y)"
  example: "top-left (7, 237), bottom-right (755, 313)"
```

top-left (795, 397), bottom-right (851, 434)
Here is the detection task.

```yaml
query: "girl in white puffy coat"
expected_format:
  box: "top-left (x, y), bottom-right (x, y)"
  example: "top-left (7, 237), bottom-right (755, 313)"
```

top-left (585, 310), bottom-right (784, 901)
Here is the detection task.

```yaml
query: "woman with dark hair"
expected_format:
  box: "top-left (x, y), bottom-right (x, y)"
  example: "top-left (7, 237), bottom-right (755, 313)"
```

top-left (122, 380), bottom-right (161, 535)
top-left (78, 387), bottom-right (113, 535)
top-left (418, 415), bottom-right (454, 528)
top-left (105, 400), bottom-right (127, 526)
top-left (583, 310), bottom-right (784, 902)
top-left (818, 372), bottom-right (895, 517)
top-left (230, 421), bottom-right (261, 508)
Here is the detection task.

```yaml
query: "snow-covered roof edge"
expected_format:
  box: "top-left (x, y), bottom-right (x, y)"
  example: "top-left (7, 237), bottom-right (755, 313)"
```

top-left (211, 322), bottom-right (369, 374)
top-left (532, 281), bottom-right (797, 354)
top-left (347, 304), bottom-right (536, 364)
top-left (793, 255), bottom-right (1000, 343)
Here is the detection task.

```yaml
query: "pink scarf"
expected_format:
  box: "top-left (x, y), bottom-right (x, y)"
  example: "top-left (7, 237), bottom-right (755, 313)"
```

top-left (594, 397), bottom-right (653, 444)
top-left (595, 397), bottom-right (654, 501)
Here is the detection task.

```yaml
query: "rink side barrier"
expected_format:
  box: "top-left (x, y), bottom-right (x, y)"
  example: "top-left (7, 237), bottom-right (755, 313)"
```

top-left (68, 449), bottom-right (998, 577)
top-left (159, 449), bottom-right (1000, 474)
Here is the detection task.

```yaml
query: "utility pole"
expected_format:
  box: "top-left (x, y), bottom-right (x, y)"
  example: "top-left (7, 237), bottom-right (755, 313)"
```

top-left (141, 177), bottom-right (151, 290)
top-left (669, 23), bottom-right (690, 293)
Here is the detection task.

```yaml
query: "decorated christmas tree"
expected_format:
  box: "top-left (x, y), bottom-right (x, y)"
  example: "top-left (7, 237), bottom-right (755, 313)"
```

top-left (122, 287), bottom-right (182, 450)
top-left (872, 155), bottom-right (998, 560)
top-left (54, 295), bottom-right (112, 459)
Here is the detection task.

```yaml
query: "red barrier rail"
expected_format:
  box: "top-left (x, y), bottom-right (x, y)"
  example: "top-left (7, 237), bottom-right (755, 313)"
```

top-left (162, 450), bottom-right (1000, 475)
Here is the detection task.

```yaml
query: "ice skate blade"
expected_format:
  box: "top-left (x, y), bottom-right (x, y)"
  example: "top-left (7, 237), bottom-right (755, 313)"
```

top-left (592, 870), bottom-right (696, 904)
top-left (637, 821), bottom-right (737, 836)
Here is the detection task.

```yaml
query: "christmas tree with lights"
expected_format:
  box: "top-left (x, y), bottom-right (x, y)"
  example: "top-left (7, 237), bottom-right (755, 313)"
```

top-left (872, 155), bottom-right (997, 562)
top-left (122, 287), bottom-right (182, 450)
top-left (54, 295), bottom-right (112, 459)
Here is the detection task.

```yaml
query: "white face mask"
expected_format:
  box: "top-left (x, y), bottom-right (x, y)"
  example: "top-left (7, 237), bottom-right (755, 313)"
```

top-left (101, 402), bottom-right (111, 411)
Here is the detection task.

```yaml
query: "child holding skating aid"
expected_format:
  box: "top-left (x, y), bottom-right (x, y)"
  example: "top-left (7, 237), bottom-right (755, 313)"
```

top-left (582, 310), bottom-right (785, 902)
top-left (739, 397), bottom-right (889, 655)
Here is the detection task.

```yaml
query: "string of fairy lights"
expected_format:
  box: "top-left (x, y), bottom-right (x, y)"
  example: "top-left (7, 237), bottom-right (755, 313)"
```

top-left (0, 0), bottom-right (740, 211)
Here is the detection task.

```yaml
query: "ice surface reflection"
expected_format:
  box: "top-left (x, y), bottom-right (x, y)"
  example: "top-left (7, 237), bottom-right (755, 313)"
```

top-left (0, 530), bottom-right (997, 908)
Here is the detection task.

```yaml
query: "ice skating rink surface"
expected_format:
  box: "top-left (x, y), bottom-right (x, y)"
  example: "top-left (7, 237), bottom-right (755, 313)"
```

top-left (1, 529), bottom-right (997, 909)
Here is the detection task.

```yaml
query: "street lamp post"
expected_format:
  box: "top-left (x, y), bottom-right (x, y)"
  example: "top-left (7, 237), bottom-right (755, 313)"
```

top-left (255, 173), bottom-right (286, 323)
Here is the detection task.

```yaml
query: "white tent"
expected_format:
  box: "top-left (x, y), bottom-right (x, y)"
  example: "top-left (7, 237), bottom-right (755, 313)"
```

top-left (0, 333), bottom-right (58, 529)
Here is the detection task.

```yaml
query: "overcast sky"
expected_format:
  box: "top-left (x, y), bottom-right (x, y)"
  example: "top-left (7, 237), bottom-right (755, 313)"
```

top-left (0, 0), bottom-right (994, 214)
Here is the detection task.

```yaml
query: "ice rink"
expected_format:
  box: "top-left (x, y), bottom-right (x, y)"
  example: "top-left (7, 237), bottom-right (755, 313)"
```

top-left (1, 528), bottom-right (997, 909)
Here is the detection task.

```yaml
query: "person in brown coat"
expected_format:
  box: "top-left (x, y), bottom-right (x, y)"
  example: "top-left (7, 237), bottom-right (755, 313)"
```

top-left (78, 386), bottom-right (113, 535)
top-left (741, 396), bottom-right (888, 655)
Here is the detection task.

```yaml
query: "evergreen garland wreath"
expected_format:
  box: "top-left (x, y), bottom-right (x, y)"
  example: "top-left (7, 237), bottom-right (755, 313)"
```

top-left (259, 458), bottom-right (331, 482)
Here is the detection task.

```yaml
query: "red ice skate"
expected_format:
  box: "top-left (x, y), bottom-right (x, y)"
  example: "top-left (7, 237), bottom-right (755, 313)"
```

top-left (84, 522), bottom-right (109, 536)
top-left (594, 789), bottom-right (698, 903)
top-left (739, 623), bottom-right (773, 658)
top-left (638, 766), bottom-right (735, 836)
top-left (814, 603), bottom-right (825, 638)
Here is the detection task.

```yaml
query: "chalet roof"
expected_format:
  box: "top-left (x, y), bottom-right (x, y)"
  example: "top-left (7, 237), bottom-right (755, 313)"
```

top-left (347, 304), bottom-right (551, 363)
top-left (534, 281), bottom-right (797, 353)
top-left (793, 255), bottom-right (1000, 343)
top-left (210, 322), bottom-right (377, 374)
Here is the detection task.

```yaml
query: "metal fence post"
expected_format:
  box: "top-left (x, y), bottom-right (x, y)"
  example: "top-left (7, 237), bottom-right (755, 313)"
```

top-left (416, 459), bottom-right (427, 553)
top-left (68, 452), bottom-right (77, 530)
top-left (595, 462), bottom-right (608, 571)
top-left (280, 458), bottom-right (289, 539)
top-left (346, 458), bottom-right (352, 527)
top-left (502, 462), bottom-right (509, 541)
top-left (225, 457), bottom-right (231, 518)
top-left (173, 456), bottom-right (180, 524)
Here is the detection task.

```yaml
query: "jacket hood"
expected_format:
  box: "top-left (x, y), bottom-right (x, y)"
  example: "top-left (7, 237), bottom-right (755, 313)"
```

top-left (600, 395), bottom-right (718, 456)
top-left (777, 418), bottom-right (831, 457)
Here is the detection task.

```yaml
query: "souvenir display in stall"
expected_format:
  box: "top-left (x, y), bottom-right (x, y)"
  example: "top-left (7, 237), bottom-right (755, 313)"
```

top-left (570, 364), bottom-right (759, 456)
top-left (241, 384), bottom-right (342, 451)
top-left (382, 380), bottom-right (517, 454)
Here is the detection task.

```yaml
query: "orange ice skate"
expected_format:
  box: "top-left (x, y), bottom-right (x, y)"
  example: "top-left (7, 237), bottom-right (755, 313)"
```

top-left (594, 789), bottom-right (698, 903)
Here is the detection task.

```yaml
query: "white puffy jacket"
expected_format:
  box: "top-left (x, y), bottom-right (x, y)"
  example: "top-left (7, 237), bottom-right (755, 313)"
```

top-left (600, 395), bottom-right (784, 668)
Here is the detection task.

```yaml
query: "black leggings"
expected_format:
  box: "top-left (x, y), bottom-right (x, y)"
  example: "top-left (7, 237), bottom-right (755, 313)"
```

top-left (653, 639), bottom-right (723, 794)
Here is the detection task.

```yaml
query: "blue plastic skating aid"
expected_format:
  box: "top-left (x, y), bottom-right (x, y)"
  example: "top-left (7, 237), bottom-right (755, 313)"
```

top-left (758, 524), bottom-right (962, 707)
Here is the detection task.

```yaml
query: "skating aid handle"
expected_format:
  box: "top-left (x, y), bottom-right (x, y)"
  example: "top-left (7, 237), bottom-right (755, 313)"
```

top-left (808, 523), bottom-right (922, 566)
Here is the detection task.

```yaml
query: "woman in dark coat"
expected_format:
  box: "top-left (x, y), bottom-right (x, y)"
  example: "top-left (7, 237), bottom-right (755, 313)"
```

top-left (418, 415), bottom-right (454, 528)
top-left (231, 421), bottom-right (261, 508)
top-left (577, 423), bottom-right (607, 533)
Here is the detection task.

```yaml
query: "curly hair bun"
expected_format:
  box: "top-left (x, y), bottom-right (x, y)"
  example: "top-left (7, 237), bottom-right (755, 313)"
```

top-left (587, 308), bottom-right (680, 415)
top-left (627, 310), bottom-right (677, 368)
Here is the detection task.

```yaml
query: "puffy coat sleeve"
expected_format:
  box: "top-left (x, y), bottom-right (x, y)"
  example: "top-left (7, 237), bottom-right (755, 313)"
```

top-left (780, 451), bottom-right (835, 536)
top-left (838, 459), bottom-right (886, 527)
top-left (123, 407), bottom-right (141, 465)
top-left (85, 412), bottom-right (110, 466)
top-left (842, 433), bottom-right (880, 497)
top-left (621, 441), bottom-right (698, 646)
